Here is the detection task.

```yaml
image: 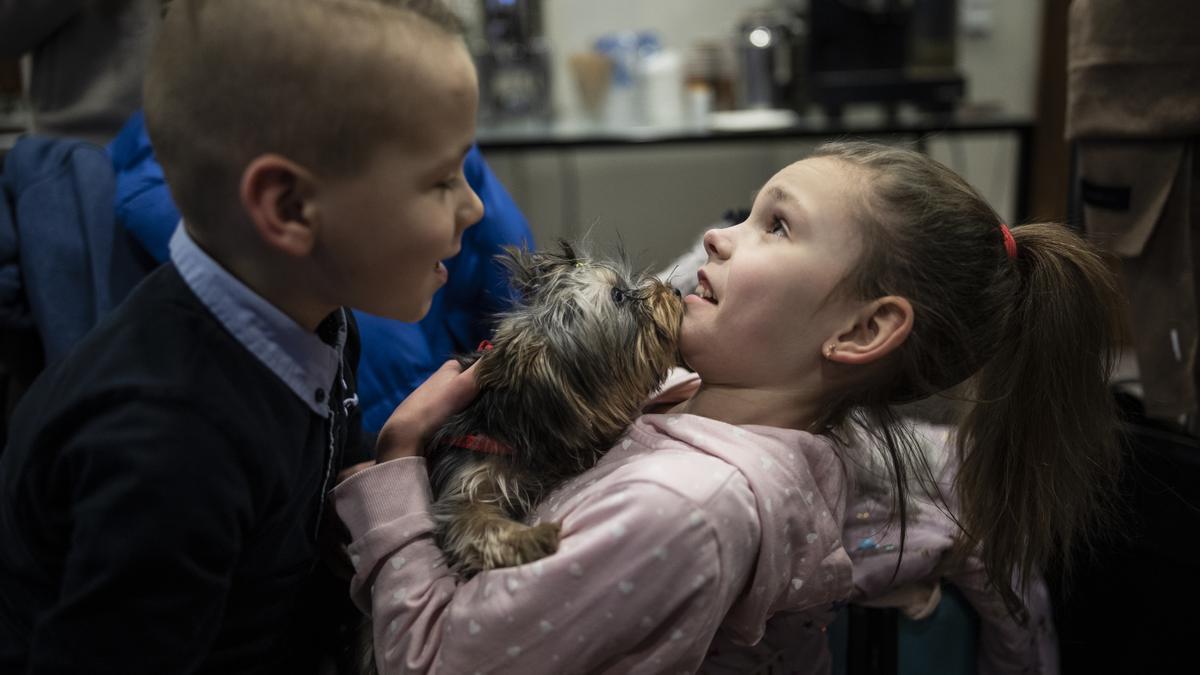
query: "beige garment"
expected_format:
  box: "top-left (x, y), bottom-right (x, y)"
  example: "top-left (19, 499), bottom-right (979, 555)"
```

top-left (1069, 0), bottom-right (1200, 420)
top-left (0, 0), bottom-right (164, 145)
top-left (1078, 143), bottom-right (1184, 257)
top-left (1067, 0), bottom-right (1200, 140)
top-left (1104, 145), bottom-right (1198, 418)
top-left (1076, 141), bottom-right (1197, 418)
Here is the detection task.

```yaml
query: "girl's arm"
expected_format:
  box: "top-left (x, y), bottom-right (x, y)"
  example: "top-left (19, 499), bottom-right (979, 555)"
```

top-left (941, 560), bottom-right (1059, 675)
top-left (333, 457), bottom-right (745, 675)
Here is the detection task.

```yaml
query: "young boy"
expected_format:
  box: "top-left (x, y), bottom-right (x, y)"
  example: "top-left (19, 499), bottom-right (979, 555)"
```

top-left (0, 0), bottom-right (483, 672)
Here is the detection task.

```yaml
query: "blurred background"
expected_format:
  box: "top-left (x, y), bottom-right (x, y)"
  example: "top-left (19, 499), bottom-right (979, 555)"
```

top-left (1, 0), bottom-right (1058, 271)
top-left (439, 0), bottom-right (1050, 269)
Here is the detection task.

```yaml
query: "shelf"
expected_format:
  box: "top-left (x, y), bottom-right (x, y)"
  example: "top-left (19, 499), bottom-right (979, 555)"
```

top-left (476, 108), bottom-right (1032, 151)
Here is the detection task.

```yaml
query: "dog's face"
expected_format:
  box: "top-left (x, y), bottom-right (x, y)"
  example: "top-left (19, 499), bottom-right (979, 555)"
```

top-left (474, 242), bottom-right (684, 474)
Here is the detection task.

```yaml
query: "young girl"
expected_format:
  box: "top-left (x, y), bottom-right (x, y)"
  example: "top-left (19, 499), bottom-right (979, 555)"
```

top-left (334, 141), bottom-right (1122, 674)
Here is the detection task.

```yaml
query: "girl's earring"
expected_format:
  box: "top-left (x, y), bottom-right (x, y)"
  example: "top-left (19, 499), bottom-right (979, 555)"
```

top-left (825, 344), bottom-right (836, 359)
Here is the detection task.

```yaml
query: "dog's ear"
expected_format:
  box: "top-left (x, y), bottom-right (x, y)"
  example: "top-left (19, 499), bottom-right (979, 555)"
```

top-left (498, 245), bottom-right (543, 297)
top-left (557, 239), bottom-right (578, 262)
top-left (500, 244), bottom-right (581, 298)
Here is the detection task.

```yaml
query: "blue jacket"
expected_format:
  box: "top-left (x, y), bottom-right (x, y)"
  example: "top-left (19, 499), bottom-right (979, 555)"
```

top-left (0, 135), bottom-right (153, 364)
top-left (108, 112), bottom-right (534, 432)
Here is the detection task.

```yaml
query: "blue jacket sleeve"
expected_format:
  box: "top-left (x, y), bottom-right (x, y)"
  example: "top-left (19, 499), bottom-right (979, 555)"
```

top-left (109, 110), bottom-right (178, 264)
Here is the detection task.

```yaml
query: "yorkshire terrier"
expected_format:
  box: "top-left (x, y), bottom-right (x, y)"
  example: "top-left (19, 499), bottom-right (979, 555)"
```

top-left (426, 241), bottom-right (684, 576)
top-left (355, 242), bottom-right (684, 674)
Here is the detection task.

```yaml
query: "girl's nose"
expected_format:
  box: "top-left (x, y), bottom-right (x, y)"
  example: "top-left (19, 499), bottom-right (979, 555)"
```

top-left (703, 228), bottom-right (731, 260)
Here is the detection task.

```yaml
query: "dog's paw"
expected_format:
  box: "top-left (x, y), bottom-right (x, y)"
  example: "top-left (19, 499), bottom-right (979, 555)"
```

top-left (460, 520), bottom-right (561, 572)
top-left (500, 521), bottom-right (561, 566)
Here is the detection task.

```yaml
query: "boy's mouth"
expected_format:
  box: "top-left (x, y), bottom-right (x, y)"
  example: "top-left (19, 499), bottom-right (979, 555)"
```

top-left (436, 243), bottom-right (462, 272)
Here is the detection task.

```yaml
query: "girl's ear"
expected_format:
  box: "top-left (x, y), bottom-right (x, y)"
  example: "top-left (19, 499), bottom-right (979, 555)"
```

top-left (827, 296), bottom-right (913, 365)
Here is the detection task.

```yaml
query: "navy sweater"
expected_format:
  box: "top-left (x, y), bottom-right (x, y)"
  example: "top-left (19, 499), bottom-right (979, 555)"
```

top-left (0, 264), bottom-right (366, 673)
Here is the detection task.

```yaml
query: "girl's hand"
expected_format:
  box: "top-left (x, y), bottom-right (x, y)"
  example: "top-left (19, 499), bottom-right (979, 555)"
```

top-left (375, 360), bottom-right (479, 463)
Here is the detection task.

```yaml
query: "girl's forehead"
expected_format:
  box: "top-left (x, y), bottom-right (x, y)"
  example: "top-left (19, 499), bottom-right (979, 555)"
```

top-left (777, 156), bottom-right (851, 184)
top-left (759, 158), bottom-right (859, 209)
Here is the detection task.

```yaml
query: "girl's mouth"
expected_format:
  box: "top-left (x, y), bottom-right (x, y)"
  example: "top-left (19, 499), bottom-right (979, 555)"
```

top-left (695, 271), bottom-right (718, 305)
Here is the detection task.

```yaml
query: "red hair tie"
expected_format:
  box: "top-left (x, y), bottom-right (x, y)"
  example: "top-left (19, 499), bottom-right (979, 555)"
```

top-left (999, 224), bottom-right (1017, 260)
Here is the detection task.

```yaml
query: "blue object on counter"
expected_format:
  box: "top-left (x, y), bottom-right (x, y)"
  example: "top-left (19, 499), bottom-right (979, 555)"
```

top-left (594, 32), bottom-right (639, 86)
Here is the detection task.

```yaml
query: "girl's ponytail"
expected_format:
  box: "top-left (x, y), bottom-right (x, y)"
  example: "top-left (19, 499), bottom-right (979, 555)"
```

top-left (957, 223), bottom-right (1125, 615)
top-left (810, 142), bottom-right (1128, 618)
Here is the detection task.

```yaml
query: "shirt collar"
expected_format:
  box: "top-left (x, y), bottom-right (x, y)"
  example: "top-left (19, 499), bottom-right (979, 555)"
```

top-left (169, 223), bottom-right (344, 417)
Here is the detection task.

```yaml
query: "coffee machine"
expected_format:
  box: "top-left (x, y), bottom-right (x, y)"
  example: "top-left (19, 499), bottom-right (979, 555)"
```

top-left (734, 7), bottom-right (808, 111)
top-left (758, 0), bottom-right (964, 120)
top-left (805, 0), bottom-right (965, 120)
top-left (475, 0), bottom-right (552, 123)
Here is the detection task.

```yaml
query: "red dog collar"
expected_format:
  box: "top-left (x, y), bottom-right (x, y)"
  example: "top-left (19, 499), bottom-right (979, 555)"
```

top-left (449, 434), bottom-right (513, 456)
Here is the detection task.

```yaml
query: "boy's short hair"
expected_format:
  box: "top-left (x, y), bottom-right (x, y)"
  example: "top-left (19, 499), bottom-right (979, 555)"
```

top-left (144, 0), bottom-right (464, 231)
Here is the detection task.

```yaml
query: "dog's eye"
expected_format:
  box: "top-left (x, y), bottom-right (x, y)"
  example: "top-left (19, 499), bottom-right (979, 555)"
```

top-left (611, 287), bottom-right (628, 305)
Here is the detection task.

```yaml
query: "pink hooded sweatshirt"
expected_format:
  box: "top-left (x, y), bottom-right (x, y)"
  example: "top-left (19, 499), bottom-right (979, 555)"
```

top-left (332, 372), bottom-right (1054, 674)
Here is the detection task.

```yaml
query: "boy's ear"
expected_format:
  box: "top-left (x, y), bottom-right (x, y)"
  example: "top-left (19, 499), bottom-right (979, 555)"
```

top-left (827, 296), bottom-right (913, 365)
top-left (240, 154), bottom-right (319, 257)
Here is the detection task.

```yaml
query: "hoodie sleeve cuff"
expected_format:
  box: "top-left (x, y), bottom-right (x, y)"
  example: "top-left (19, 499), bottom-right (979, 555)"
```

top-left (332, 457), bottom-right (433, 541)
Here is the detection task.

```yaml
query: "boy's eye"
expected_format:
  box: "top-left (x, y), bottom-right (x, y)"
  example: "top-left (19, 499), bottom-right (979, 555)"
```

top-left (438, 177), bottom-right (459, 190)
top-left (768, 217), bottom-right (789, 238)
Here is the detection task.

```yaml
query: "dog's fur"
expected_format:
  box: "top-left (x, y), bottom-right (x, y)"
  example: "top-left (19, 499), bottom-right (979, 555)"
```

top-left (426, 242), bottom-right (685, 575)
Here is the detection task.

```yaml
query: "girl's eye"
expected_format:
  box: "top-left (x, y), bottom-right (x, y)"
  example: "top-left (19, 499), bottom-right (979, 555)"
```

top-left (438, 177), bottom-right (458, 191)
top-left (768, 217), bottom-right (789, 238)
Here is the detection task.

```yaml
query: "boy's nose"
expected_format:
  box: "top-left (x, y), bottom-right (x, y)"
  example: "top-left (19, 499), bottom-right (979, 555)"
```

top-left (460, 184), bottom-right (485, 230)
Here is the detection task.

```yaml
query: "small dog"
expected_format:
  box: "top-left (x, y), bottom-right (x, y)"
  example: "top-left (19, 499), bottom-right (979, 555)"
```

top-left (356, 242), bottom-right (684, 674)
top-left (426, 241), bottom-right (684, 575)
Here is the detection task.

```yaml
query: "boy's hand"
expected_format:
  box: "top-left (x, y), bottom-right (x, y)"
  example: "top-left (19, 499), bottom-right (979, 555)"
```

top-left (375, 360), bottom-right (479, 463)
